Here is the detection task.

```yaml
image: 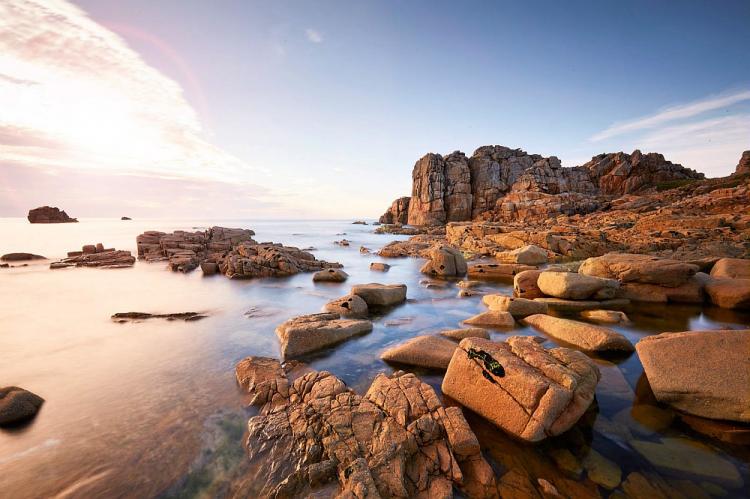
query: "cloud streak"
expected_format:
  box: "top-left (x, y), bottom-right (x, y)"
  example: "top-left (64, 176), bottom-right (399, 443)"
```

top-left (305, 28), bottom-right (323, 43)
top-left (590, 88), bottom-right (750, 142)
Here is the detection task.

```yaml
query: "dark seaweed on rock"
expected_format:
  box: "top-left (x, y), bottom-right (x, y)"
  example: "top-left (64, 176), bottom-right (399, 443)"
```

top-left (467, 347), bottom-right (505, 377)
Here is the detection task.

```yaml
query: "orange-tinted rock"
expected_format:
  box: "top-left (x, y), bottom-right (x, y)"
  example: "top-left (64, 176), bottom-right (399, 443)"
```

top-left (523, 314), bottom-right (634, 352)
top-left (710, 257), bottom-right (750, 279)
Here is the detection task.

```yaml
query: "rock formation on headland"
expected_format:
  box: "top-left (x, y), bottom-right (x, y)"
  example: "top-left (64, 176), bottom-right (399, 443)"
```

top-left (380, 146), bottom-right (703, 225)
top-left (27, 206), bottom-right (78, 223)
top-left (735, 150), bottom-right (750, 176)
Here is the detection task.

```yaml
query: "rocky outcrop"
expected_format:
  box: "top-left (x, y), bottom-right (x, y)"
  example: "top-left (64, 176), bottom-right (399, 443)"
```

top-left (27, 206), bottom-right (77, 223)
top-left (442, 336), bottom-right (600, 442)
top-left (234, 357), bottom-right (496, 498)
top-left (522, 314), bottom-right (634, 352)
top-left (275, 313), bottom-right (373, 358)
top-left (378, 196), bottom-right (410, 224)
top-left (636, 330), bottom-right (750, 422)
top-left (0, 386), bottom-right (44, 426)
top-left (222, 242), bottom-right (342, 279)
top-left (50, 244), bottom-right (135, 269)
top-left (735, 150), bottom-right (750, 176)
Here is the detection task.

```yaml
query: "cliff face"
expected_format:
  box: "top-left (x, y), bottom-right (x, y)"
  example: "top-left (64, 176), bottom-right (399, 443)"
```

top-left (736, 151), bottom-right (750, 176)
top-left (380, 145), bottom-right (706, 226)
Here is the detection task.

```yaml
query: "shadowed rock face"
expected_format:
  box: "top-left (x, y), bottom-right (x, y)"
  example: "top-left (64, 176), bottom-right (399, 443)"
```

top-left (736, 150), bottom-right (750, 176)
top-left (27, 206), bottom-right (77, 223)
top-left (378, 196), bottom-right (410, 224)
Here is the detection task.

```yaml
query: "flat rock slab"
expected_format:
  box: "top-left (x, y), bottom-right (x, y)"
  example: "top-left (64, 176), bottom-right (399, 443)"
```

top-left (537, 271), bottom-right (619, 300)
top-left (1, 253), bottom-right (46, 261)
top-left (463, 310), bottom-right (515, 328)
top-left (482, 294), bottom-right (548, 317)
top-left (380, 335), bottom-right (457, 369)
top-left (523, 314), bottom-right (634, 352)
top-left (0, 386), bottom-right (44, 426)
top-left (468, 263), bottom-right (536, 279)
top-left (275, 312), bottom-right (373, 358)
top-left (442, 336), bottom-right (600, 442)
top-left (440, 328), bottom-right (491, 341)
top-left (579, 253), bottom-right (699, 287)
top-left (111, 312), bottom-right (207, 322)
top-left (312, 268), bottom-right (349, 282)
top-left (636, 330), bottom-right (750, 422)
top-left (351, 283), bottom-right (407, 307)
top-left (534, 297), bottom-right (630, 312)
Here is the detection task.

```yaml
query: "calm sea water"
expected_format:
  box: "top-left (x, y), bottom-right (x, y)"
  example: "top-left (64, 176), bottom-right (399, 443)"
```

top-left (0, 218), bottom-right (748, 498)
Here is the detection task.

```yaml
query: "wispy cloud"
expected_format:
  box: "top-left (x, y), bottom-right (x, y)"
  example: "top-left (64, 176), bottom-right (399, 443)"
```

top-left (590, 88), bottom-right (750, 142)
top-left (305, 28), bottom-right (323, 44)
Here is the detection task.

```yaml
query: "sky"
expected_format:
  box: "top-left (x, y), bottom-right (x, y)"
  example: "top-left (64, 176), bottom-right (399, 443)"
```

top-left (1, 0), bottom-right (749, 219)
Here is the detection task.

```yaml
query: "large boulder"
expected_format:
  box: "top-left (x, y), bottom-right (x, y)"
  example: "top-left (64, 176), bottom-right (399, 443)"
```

top-left (351, 283), bottom-right (407, 307)
top-left (380, 335), bottom-right (457, 369)
top-left (636, 330), bottom-right (750, 422)
top-left (322, 294), bottom-right (369, 318)
top-left (495, 244), bottom-right (548, 265)
top-left (482, 294), bottom-right (548, 317)
top-left (537, 271), bottom-right (619, 300)
top-left (420, 245), bottom-right (467, 277)
top-left (710, 258), bottom-right (750, 279)
top-left (522, 314), bottom-right (634, 352)
top-left (275, 313), bottom-right (373, 358)
top-left (513, 269), bottom-right (544, 299)
top-left (735, 150), bottom-right (750, 176)
top-left (235, 358), bottom-right (496, 497)
top-left (0, 387), bottom-right (44, 426)
top-left (312, 268), bottom-right (349, 282)
top-left (579, 253), bottom-right (698, 287)
top-left (705, 278), bottom-right (750, 309)
top-left (442, 336), bottom-right (600, 442)
top-left (27, 206), bottom-right (77, 223)
top-left (378, 196), bottom-right (410, 224)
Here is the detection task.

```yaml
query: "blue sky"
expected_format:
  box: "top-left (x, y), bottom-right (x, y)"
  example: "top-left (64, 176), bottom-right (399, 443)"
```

top-left (1, 0), bottom-right (748, 218)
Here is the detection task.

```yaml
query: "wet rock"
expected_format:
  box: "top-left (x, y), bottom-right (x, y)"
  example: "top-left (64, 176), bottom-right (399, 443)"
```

top-left (457, 289), bottom-right (479, 298)
top-left (274, 312), bottom-right (373, 358)
top-left (537, 271), bottom-right (619, 300)
top-left (312, 268), bottom-right (349, 282)
top-left (237, 358), bottom-right (495, 498)
top-left (0, 386), bottom-right (44, 426)
top-left (442, 336), bottom-right (600, 442)
top-left (580, 309), bottom-right (630, 324)
top-left (380, 335), bottom-right (457, 369)
top-left (579, 253), bottom-right (699, 287)
top-left (514, 269), bottom-right (544, 299)
top-left (678, 413), bottom-right (750, 445)
top-left (482, 294), bottom-right (548, 317)
top-left (620, 471), bottom-right (692, 499)
top-left (420, 245), bottom-right (467, 277)
top-left (705, 278), bottom-right (750, 309)
top-left (581, 449), bottom-right (621, 490)
top-left (1, 253), bottom-right (46, 262)
top-left (440, 328), bottom-right (491, 341)
top-left (636, 330), bottom-right (750, 422)
top-left (235, 356), bottom-right (289, 406)
top-left (369, 262), bottom-right (390, 272)
top-left (710, 257), bottom-right (750, 279)
top-left (200, 261), bottom-right (219, 275)
top-left (497, 469), bottom-right (543, 499)
top-left (468, 263), bottom-right (537, 279)
top-left (322, 294), bottom-right (368, 318)
top-left (534, 297), bottom-right (630, 312)
top-left (523, 314), bottom-right (634, 352)
top-left (111, 312), bottom-right (207, 322)
top-left (463, 310), bottom-right (515, 328)
top-left (495, 244), bottom-right (549, 265)
top-left (351, 283), bottom-right (407, 307)
top-left (630, 438), bottom-right (742, 487)
top-left (27, 205), bottom-right (77, 223)
top-left (548, 448), bottom-right (582, 478)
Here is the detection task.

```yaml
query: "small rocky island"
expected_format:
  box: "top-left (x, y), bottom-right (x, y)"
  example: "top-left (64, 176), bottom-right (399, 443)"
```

top-left (27, 206), bottom-right (78, 223)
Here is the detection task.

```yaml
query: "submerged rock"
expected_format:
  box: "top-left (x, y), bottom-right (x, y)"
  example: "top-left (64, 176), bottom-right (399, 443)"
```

top-left (0, 386), bottom-right (44, 426)
top-left (27, 206), bottom-right (77, 223)
top-left (275, 313), bottom-right (373, 358)
top-left (442, 336), bottom-right (600, 442)
top-left (312, 268), bottom-right (349, 282)
top-left (322, 294), bottom-right (369, 318)
top-left (380, 335), bottom-right (457, 369)
top-left (522, 314), bottom-right (634, 352)
top-left (351, 283), bottom-right (407, 307)
top-left (636, 330), bottom-right (750, 422)
top-left (235, 358), bottom-right (496, 497)
top-left (111, 312), bottom-right (207, 322)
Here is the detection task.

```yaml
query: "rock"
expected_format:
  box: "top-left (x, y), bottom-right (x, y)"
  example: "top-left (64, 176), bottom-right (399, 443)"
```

top-left (523, 314), bottom-right (634, 352)
top-left (1, 253), bottom-right (46, 261)
top-left (378, 196), bottom-right (410, 225)
top-left (0, 387), bottom-right (44, 426)
top-left (121, 216), bottom-right (131, 220)
top-left (334, 239), bottom-right (350, 246)
top-left (620, 275), bottom-right (705, 303)
top-left (322, 294), bottom-right (368, 318)
top-left (468, 263), bottom-right (536, 279)
top-left (236, 358), bottom-right (495, 498)
top-left (514, 269), bottom-right (544, 299)
top-left (51, 246), bottom-right (135, 269)
top-left (482, 294), bottom-right (548, 317)
top-left (620, 471), bottom-right (695, 499)
top-left (537, 271), bottom-right (620, 300)
top-left (421, 245), bottom-right (467, 277)
top-left (312, 268), bottom-right (349, 282)
top-left (442, 336), bottom-right (600, 442)
top-left (581, 449), bottom-right (621, 490)
top-left (352, 220), bottom-right (367, 225)
top-left (351, 283), bottom-right (407, 307)
top-left (580, 309), bottom-right (630, 324)
top-left (200, 261), bottom-right (219, 275)
top-left (631, 438), bottom-right (742, 487)
top-left (677, 413), bottom-right (750, 445)
top-left (223, 242), bottom-right (341, 279)
top-left (380, 335), bottom-right (457, 369)
top-left (27, 205), bottom-right (77, 223)
top-left (407, 152), bottom-right (472, 225)
top-left (457, 280), bottom-right (482, 289)
top-left (234, 356), bottom-right (289, 405)
top-left (735, 150), bottom-right (750, 175)
top-left (274, 313), bottom-right (373, 358)
top-left (111, 312), bottom-right (207, 322)
top-left (369, 262), bottom-right (390, 272)
top-left (579, 253), bottom-right (699, 287)
top-left (359, 246), bottom-right (371, 253)
top-left (548, 448), bottom-right (583, 478)
top-left (495, 244), bottom-right (548, 265)
top-left (705, 278), bottom-right (750, 309)
top-left (534, 297), bottom-right (630, 312)
top-left (636, 330), bottom-right (750, 422)
top-left (440, 328), bottom-right (491, 341)
top-left (457, 289), bottom-right (478, 298)
top-left (710, 257), bottom-right (750, 279)
top-left (463, 310), bottom-right (515, 328)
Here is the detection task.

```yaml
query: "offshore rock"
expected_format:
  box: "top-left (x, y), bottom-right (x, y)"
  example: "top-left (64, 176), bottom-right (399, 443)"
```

top-left (378, 196), bottom-right (410, 224)
top-left (235, 358), bottom-right (496, 498)
top-left (27, 206), bottom-right (77, 223)
top-left (221, 242), bottom-right (341, 279)
top-left (442, 336), bottom-right (600, 442)
top-left (0, 386), bottom-right (44, 426)
top-left (1, 253), bottom-right (45, 261)
top-left (50, 244), bottom-right (135, 269)
top-left (274, 313), bottom-right (373, 358)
